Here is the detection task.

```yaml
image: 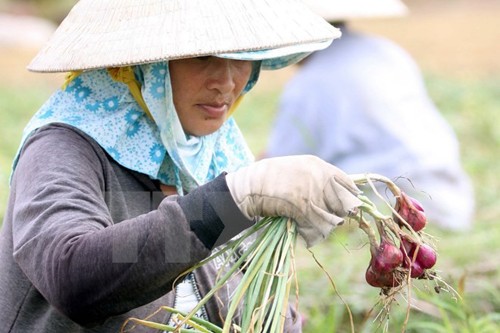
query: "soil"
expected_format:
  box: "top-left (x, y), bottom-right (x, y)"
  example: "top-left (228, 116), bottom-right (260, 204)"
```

top-left (352, 0), bottom-right (500, 79)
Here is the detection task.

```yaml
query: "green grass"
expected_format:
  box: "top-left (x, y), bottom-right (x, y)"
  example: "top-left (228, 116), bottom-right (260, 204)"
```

top-left (1, 75), bottom-right (499, 332)
top-left (0, 84), bottom-right (51, 214)
top-left (426, 76), bottom-right (500, 224)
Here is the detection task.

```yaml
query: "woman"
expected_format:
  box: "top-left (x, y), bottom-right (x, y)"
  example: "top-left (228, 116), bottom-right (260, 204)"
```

top-left (0, 0), bottom-right (361, 331)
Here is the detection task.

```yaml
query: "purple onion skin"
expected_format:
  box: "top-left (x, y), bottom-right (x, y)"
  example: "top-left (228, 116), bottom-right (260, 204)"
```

top-left (366, 240), bottom-right (405, 288)
top-left (414, 243), bottom-right (437, 269)
top-left (394, 192), bottom-right (427, 232)
top-left (409, 196), bottom-right (424, 211)
top-left (409, 260), bottom-right (424, 278)
top-left (365, 264), bottom-right (401, 288)
top-left (365, 265), bottom-right (385, 288)
top-left (400, 237), bottom-right (437, 277)
top-left (372, 241), bottom-right (404, 273)
top-left (400, 236), bottom-right (414, 256)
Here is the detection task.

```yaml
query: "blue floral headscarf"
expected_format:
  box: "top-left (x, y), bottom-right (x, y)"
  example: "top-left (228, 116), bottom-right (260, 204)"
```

top-left (14, 43), bottom-right (331, 194)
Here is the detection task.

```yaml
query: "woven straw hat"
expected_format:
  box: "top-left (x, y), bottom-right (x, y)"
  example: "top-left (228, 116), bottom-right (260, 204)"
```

top-left (301, 0), bottom-right (408, 22)
top-left (28, 0), bottom-right (340, 73)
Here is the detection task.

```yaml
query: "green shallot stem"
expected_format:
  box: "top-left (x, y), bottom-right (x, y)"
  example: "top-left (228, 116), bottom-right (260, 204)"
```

top-left (124, 318), bottom-right (201, 333)
top-left (357, 195), bottom-right (390, 220)
top-left (173, 314), bottom-right (212, 333)
top-left (262, 222), bottom-right (295, 333)
top-left (246, 229), bottom-right (285, 331)
top-left (222, 221), bottom-right (286, 332)
top-left (270, 235), bottom-right (295, 332)
top-left (177, 219), bottom-right (275, 328)
top-left (160, 307), bottom-right (223, 333)
top-left (179, 218), bottom-right (272, 277)
top-left (349, 173), bottom-right (401, 196)
top-left (357, 215), bottom-right (379, 252)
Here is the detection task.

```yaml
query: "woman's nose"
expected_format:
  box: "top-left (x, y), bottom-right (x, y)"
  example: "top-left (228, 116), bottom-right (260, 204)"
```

top-left (206, 59), bottom-right (236, 93)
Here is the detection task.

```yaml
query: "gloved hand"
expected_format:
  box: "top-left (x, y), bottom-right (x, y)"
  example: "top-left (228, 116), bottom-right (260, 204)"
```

top-left (226, 155), bottom-right (362, 247)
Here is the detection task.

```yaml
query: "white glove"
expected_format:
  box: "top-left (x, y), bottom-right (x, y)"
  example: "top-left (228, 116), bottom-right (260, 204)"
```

top-left (226, 155), bottom-right (362, 247)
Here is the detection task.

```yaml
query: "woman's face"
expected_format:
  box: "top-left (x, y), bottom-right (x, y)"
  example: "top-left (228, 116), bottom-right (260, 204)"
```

top-left (169, 56), bottom-right (253, 137)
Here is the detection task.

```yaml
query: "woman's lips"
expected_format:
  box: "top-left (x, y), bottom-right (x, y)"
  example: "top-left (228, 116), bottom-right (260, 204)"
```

top-left (198, 103), bottom-right (228, 118)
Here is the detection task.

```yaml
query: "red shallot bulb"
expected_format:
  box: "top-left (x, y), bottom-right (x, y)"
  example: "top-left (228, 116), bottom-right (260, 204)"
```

top-left (400, 235), bottom-right (414, 257)
top-left (365, 264), bottom-right (401, 288)
top-left (372, 240), bottom-right (404, 273)
top-left (365, 239), bottom-right (405, 288)
top-left (394, 192), bottom-right (427, 232)
top-left (400, 236), bottom-right (437, 277)
top-left (365, 264), bottom-right (385, 288)
top-left (408, 259), bottom-right (425, 278)
top-left (414, 243), bottom-right (437, 269)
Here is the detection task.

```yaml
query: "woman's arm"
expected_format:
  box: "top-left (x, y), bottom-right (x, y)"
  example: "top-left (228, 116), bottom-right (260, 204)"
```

top-left (10, 125), bottom-right (250, 326)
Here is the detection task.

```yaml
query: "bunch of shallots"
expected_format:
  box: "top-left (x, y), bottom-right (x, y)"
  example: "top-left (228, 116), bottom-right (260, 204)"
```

top-left (124, 173), bottom-right (446, 333)
top-left (349, 174), bottom-right (438, 291)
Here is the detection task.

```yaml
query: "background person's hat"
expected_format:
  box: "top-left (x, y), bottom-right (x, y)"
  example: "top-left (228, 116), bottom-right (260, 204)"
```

top-left (28, 0), bottom-right (340, 73)
top-left (301, 0), bottom-right (408, 22)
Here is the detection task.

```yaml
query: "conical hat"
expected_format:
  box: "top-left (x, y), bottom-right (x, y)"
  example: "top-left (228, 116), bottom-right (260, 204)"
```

top-left (28, 0), bottom-right (340, 73)
top-left (301, 0), bottom-right (408, 22)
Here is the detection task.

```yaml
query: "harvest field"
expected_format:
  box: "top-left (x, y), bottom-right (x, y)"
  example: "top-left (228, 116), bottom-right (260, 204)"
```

top-left (0, 0), bottom-right (499, 332)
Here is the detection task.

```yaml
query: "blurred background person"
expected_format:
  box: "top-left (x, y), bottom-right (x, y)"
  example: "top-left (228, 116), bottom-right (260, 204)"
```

top-left (263, 0), bottom-right (475, 232)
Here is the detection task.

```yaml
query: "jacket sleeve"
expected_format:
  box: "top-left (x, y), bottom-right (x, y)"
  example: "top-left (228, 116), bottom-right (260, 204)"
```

top-left (10, 125), bottom-right (251, 327)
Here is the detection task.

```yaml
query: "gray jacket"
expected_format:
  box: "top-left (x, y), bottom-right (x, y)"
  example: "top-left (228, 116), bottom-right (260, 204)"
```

top-left (0, 124), bottom-right (301, 332)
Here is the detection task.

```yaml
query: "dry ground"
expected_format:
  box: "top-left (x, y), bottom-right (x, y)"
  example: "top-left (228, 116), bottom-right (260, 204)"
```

top-left (353, 0), bottom-right (500, 79)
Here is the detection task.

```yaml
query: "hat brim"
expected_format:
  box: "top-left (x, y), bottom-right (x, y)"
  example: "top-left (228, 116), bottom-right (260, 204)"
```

top-left (27, 0), bottom-right (340, 73)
